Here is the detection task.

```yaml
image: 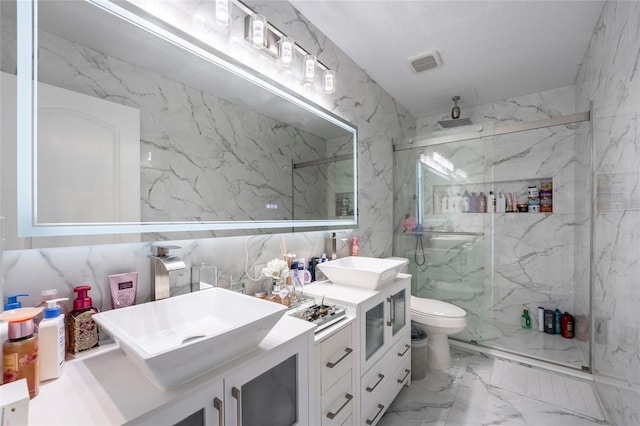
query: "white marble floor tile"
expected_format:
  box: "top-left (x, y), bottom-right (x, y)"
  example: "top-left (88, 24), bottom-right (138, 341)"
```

top-left (380, 350), bottom-right (609, 426)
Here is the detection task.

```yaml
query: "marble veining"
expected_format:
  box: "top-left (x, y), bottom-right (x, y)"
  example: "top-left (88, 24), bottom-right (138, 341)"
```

top-left (379, 350), bottom-right (608, 426)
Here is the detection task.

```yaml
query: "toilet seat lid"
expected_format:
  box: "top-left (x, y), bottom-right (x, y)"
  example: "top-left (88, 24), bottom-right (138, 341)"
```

top-left (411, 296), bottom-right (466, 318)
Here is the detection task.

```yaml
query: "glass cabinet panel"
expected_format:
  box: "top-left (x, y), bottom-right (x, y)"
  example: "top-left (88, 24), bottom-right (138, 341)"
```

top-left (365, 302), bottom-right (385, 360)
top-left (391, 289), bottom-right (406, 336)
top-left (241, 355), bottom-right (298, 426)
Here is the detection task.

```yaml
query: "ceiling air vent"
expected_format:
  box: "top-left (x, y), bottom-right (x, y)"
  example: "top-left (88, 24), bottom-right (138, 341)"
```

top-left (409, 51), bottom-right (442, 73)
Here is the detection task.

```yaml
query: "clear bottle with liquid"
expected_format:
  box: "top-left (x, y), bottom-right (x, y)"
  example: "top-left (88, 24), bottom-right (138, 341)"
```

top-left (1, 307), bottom-right (42, 399)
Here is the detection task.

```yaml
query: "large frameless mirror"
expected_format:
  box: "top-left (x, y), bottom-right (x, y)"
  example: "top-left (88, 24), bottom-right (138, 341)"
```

top-left (0, 0), bottom-right (357, 248)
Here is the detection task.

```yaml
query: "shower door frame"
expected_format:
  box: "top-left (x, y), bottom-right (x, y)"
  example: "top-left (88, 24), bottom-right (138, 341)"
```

top-left (394, 109), bottom-right (594, 372)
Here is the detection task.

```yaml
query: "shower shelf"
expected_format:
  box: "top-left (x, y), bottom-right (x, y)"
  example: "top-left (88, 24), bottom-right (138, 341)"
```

top-left (404, 230), bottom-right (484, 237)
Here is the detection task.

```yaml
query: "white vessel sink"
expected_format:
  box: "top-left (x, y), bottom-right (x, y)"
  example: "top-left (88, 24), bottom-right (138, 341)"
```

top-left (93, 287), bottom-right (286, 389)
top-left (317, 256), bottom-right (408, 290)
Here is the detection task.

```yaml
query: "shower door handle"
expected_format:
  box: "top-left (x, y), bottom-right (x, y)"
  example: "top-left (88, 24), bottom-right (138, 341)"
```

top-left (386, 296), bottom-right (395, 327)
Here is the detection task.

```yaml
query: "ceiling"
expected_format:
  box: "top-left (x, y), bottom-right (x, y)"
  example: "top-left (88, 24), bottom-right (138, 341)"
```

top-left (289, 0), bottom-right (606, 119)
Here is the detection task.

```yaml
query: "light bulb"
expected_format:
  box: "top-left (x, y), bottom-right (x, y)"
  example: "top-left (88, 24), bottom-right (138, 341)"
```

top-left (323, 69), bottom-right (335, 94)
top-left (304, 55), bottom-right (316, 82)
top-left (279, 36), bottom-right (294, 67)
top-left (250, 15), bottom-right (267, 49)
top-left (215, 0), bottom-right (231, 26)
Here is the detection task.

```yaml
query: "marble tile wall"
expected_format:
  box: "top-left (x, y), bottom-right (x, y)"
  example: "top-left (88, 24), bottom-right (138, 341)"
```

top-left (575, 2), bottom-right (640, 424)
top-left (1, 2), bottom-right (414, 313)
top-left (394, 86), bottom-right (590, 363)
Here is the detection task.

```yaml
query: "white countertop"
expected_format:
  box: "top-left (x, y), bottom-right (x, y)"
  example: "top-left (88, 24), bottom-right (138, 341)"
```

top-left (29, 315), bottom-right (315, 425)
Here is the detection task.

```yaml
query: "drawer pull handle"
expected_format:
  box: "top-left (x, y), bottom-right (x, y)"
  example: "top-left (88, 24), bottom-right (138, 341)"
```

top-left (213, 397), bottom-right (223, 426)
top-left (365, 404), bottom-right (385, 425)
top-left (231, 386), bottom-right (241, 426)
top-left (397, 344), bottom-right (410, 357)
top-left (326, 347), bottom-right (353, 368)
top-left (397, 368), bottom-right (411, 384)
top-left (326, 393), bottom-right (353, 420)
top-left (365, 373), bottom-right (385, 392)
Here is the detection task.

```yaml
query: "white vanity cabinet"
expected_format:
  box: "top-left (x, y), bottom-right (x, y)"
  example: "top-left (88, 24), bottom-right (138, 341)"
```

top-left (30, 316), bottom-right (315, 426)
top-left (305, 273), bottom-right (412, 426)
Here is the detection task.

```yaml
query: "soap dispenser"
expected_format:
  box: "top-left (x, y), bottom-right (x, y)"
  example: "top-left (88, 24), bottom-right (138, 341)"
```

top-left (39, 298), bottom-right (68, 382)
top-left (1, 307), bottom-right (42, 399)
top-left (67, 285), bottom-right (99, 355)
top-left (4, 293), bottom-right (30, 310)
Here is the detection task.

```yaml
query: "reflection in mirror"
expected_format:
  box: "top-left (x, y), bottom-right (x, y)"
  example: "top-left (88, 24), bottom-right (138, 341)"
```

top-left (0, 0), bottom-right (357, 249)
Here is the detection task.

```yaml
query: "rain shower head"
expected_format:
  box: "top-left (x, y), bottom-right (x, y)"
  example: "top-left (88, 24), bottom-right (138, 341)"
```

top-left (437, 96), bottom-right (473, 128)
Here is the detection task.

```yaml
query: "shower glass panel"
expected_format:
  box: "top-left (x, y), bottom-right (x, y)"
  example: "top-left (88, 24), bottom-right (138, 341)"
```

top-left (394, 120), bottom-right (591, 371)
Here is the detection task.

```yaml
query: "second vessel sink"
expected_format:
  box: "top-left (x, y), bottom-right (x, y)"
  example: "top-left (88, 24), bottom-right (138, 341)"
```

top-left (317, 256), bottom-right (408, 290)
top-left (93, 287), bottom-right (287, 389)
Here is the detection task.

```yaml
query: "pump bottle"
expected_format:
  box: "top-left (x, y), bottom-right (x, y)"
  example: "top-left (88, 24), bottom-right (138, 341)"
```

top-left (67, 285), bottom-right (100, 355)
top-left (39, 298), bottom-right (68, 382)
top-left (1, 307), bottom-right (42, 399)
top-left (351, 237), bottom-right (360, 256)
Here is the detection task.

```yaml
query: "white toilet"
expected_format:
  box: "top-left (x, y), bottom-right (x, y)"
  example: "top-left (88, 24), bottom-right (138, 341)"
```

top-left (385, 256), bottom-right (467, 370)
top-left (410, 296), bottom-right (467, 370)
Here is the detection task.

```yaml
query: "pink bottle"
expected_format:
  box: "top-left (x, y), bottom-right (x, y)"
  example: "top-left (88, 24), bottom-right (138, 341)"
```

top-left (351, 237), bottom-right (360, 256)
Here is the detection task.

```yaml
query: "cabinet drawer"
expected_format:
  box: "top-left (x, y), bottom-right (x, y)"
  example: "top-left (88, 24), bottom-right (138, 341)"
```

top-left (322, 371), bottom-right (353, 426)
top-left (390, 334), bottom-right (411, 364)
top-left (320, 323), bottom-right (353, 393)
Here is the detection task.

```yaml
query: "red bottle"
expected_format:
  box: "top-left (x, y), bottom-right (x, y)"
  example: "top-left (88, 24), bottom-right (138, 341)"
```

top-left (561, 312), bottom-right (574, 338)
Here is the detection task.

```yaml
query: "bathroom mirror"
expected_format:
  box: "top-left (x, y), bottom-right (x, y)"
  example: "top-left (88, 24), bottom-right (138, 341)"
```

top-left (0, 0), bottom-right (357, 248)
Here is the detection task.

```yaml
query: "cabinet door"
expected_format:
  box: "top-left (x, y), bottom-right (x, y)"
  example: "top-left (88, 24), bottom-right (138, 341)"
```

top-left (132, 380), bottom-right (224, 426)
top-left (388, 288), bottom-right (407, 337)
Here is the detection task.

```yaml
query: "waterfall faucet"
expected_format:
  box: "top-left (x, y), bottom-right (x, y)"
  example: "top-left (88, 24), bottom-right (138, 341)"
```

top-left (150, 245), bottom-right (186, 301)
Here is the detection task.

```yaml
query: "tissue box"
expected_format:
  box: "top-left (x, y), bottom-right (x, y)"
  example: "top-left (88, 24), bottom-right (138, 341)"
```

top-left (0, 379), bottom-right (29, 426)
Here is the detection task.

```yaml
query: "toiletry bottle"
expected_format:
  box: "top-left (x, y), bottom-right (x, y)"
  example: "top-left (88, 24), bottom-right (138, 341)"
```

top-left (34, 289), bottom-right (69, 335)
top-left (488, 191), bottom-right (496, 213)
top-left (478, 192), bottom-right (487, 213)
top-left (469, 192), bottom-right (477, 213)
top-left (4, 293), bottom-right (29, 311)
top-left (39, 298), bottom-right (68, 382)
top-left (537, 306), bottom-right (544, 332)
top-left (561, 312), bottom-right (574, 338)
top-left (351, 237), bottom-right (360, 256)
top-left (521, 309), bottom-right (531, 329)
top-left (544, 309), bottom-right (555, 334)
top-left (441, 192), bottom-right (449, 214)
top-left (1, 307), bottom-right (42, 399)
top-left (497, 192), bottom-right (506, 213)
top-left (67, 285), bottom-right (100, 355)
top-left (554, 308), bottom-right (562, 334)
top-left (462, 190), bottom-right (470, 213)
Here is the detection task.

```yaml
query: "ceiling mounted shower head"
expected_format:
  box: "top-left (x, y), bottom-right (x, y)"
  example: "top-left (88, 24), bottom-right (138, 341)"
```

top-left (451, 95), bottom-right (461, 119)
top-left (437, 95), bottom-right (473, 129)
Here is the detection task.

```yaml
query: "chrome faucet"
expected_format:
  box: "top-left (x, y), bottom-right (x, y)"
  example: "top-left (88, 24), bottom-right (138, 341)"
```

top-left (150, 245), bottom-right (186, 301)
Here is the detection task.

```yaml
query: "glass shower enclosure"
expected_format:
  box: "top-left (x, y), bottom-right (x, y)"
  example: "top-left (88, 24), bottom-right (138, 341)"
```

top-left (393, 117), bottom-right (592, 371)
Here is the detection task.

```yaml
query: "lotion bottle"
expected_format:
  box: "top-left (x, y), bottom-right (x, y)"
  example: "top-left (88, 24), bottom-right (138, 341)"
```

top-left (1, 307), bottom-right (42, 399)
top-left (67, 285), bottom-right (100, 355)
top-left (351, 237), bottom-right (360, 256)
top-left (39, 298), bottom-right (68, 382)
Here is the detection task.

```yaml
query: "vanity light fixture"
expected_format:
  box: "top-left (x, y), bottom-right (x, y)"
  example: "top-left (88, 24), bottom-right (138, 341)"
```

top-left (249, 14), bottom-right (267, 49)
top-left (323, 69), bottom-right (336, 94)
top-left (236, 0), bottom-right (335, 92)
top-left (279, 36), bottom-right (295, 67)
top-left (215, 0), bottom-right (231, 27)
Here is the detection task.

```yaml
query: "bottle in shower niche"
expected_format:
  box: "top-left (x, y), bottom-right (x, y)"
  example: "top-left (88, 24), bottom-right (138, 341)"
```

top-left (554, 308), bottom-right (562, 334)
top-left (433, 192), bottom-right (442, 214)
top-left (462, 190), bottom-right (470, 213)
top-left (544, 309), bottom-right (555, 334)
top-left (488, 191), bottom-right (496, 213)
top-left (521, 309), bottom-right (531, 329)
top-left (561, 312), bottom-right (574, 338)
top-left (67, 285), bottom-right (100, 356)
top-left (478, 192), bottom-right (487, 213)
top-left (469, 192), bottom-right (478, 213)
